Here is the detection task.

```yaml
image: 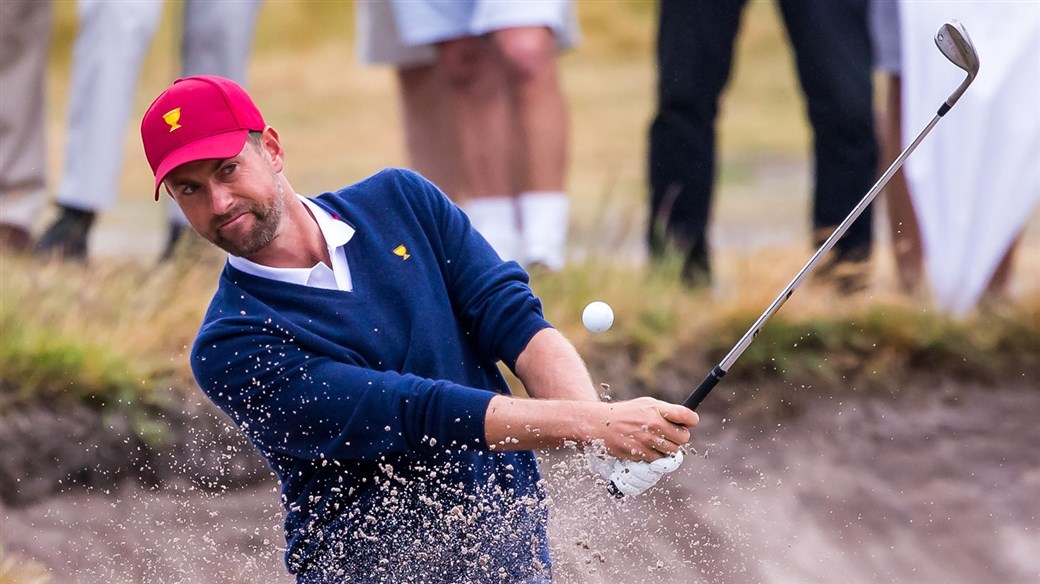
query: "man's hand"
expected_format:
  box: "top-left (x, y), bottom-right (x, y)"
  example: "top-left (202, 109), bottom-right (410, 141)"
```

top-left (581, 397), bottom-right (694, 496)
top-left (583, 397), bottom-right (698, 461)
top-left (587, 450), bottom-right (685, 497)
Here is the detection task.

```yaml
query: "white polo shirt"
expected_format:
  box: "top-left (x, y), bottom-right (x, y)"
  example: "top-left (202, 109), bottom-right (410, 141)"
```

top-left (228, 195), bottom-right (355, 291)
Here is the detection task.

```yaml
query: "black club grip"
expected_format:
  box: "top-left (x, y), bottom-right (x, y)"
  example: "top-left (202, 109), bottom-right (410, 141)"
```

top-left (682, 366), bottom-right (726, 410)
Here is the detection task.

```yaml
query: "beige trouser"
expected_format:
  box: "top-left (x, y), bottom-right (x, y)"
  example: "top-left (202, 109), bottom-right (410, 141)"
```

top-left (0, 0), bottom-right (52, 230)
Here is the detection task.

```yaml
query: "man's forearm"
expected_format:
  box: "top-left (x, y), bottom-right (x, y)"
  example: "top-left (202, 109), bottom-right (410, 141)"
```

top-left (483, 394), bottom-right (699, 460)
top-left (484, 394), bottom-right (596, 451)
top-left (514, 328), bottom-right (599, 401)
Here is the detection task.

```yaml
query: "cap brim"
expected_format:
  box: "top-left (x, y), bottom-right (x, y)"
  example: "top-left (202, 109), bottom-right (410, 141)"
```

top-left (152, 129), bottom-right (251, 200)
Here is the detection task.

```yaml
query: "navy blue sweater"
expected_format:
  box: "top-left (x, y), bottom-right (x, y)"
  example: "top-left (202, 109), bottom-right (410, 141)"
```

top-left (190, 169), bottom-right (553, 581)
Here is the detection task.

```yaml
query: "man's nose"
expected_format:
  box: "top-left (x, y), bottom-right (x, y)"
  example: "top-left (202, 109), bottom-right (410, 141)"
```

top-left (209, 184), bottom-right (235, 215)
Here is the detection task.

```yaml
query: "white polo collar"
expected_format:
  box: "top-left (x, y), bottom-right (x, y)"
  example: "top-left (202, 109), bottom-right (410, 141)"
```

top-left (228, 195), bottom-right (355, 290)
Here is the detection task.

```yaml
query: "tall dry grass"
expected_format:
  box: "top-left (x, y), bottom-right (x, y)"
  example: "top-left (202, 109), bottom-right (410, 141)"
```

top-left (4, 246), bottom-right (1037, 415)
top-left (9, 0), bottom-right (1038, 407)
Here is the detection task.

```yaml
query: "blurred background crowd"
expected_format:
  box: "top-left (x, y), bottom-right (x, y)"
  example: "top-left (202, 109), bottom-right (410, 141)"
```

top-left (2, 0), bottom-right (1037, 315)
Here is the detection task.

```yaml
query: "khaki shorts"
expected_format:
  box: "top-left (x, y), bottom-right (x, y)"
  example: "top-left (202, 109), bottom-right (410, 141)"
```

top-left (356, 0), bottom-right (437, 67)
top-left (356, 0), bottom-right (579, 67)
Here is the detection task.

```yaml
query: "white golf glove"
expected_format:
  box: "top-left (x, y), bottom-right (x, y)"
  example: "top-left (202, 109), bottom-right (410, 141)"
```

top-left (586, 449), bottom-right (685, 497)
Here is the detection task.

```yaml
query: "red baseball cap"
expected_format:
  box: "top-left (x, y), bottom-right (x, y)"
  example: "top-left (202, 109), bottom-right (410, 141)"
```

top-left (141, 75), bottom-right (266, 200)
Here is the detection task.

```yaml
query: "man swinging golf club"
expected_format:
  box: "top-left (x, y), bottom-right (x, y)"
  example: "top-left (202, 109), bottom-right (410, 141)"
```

top-left (141, 75), bottom-right (697, 582)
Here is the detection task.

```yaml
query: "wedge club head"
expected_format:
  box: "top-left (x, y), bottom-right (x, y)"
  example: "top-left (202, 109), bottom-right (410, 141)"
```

top-left (935, 20), bottom-right (980, 109)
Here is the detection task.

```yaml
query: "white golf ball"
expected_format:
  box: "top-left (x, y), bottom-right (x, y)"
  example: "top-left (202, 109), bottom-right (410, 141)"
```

top-left (582, 301), bottom-right (614, 333)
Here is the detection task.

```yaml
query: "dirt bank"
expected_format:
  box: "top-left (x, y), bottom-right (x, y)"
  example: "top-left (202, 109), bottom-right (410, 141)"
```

top-left (547, 380), bottom-right (1040, 583)
top-left (2, 381), bottom-right (1037, 583)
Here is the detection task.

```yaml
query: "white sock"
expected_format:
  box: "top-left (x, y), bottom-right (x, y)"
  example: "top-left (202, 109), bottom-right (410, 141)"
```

top-left (464, 196), bottom-right (521, 262)
top-left (519, 191), bottom-right (569, 270)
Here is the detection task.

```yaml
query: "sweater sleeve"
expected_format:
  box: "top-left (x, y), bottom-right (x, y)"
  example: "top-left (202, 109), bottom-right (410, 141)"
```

top-left (388, 169), bottom-right (551, 371)
top-left (191, 317), bottom-right (496, 462)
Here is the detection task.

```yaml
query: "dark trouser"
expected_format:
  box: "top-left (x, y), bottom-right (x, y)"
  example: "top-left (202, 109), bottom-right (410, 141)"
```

top-left (648, 0), bottom-right (877, 275)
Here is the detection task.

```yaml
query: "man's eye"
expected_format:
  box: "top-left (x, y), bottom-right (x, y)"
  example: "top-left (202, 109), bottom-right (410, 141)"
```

top-left (222, 163), bottom-right (238, 176)
top-left (181, 185), bottom-right (198, 195)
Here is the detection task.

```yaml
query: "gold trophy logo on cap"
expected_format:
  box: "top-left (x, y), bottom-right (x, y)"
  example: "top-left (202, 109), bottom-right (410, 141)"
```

top-left (163, 108), bottom-right (182, 132)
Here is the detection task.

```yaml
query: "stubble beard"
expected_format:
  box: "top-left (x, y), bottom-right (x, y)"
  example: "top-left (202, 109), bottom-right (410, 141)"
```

top-left (214, 187), bottom-right (285, 258)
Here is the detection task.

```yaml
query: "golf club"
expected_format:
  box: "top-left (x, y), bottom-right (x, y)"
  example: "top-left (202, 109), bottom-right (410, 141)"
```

top-left (681, 20), bottom-right (980, 411)
top-left (607, 20), bottom-right (979, 499)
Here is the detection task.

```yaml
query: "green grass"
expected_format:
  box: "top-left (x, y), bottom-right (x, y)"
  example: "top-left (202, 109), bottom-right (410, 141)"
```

top-left (1, 322), bottom-right (141, 404)
top-left (703, 300), bottom-right (1040, 386)
top-left (0, 252), bottom-right (222, 448)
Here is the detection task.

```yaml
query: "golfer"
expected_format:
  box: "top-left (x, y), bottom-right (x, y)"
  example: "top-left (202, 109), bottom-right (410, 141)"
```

top-left (140, 75), bottom-right (698, 582)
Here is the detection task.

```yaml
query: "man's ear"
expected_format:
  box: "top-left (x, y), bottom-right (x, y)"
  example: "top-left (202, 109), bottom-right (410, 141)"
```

top-left (261, 126), bottom-right (284, 173)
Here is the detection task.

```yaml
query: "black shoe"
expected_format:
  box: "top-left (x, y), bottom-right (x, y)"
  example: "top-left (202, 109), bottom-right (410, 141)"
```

top-left (160, 224), bottom-right (219, 267)
top-left (816, 247), bottom-right (870, 295)
top-left (34, 205), bottom-right (96, 260)
top-left (649, 232), bottom-right (712, 288)
top-left (680, 244), bottom-right (712, 288)
top-left (160, 222), bottom-right (185, 262)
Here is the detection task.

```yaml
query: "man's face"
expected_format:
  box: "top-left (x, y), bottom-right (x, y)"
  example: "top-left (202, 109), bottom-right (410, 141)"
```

top-left (163, 132), bottom-right (285, 258)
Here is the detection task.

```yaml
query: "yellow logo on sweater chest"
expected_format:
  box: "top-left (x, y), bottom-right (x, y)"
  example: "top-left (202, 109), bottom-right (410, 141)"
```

top-left (393, 245), bottom-right (410, 260)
